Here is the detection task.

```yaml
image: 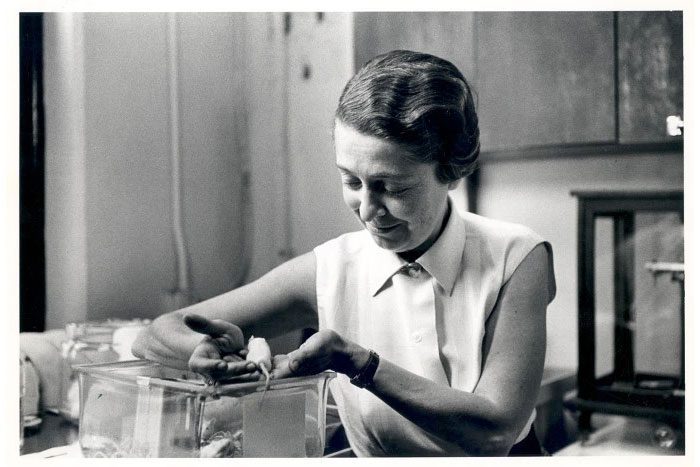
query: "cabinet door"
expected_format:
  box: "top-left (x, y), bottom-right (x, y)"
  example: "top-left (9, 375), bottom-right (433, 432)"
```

top-left (178, 13), bottom-right (252, 299)
top-left (285, 13), bottom-right (358, 256)
top-left (617, 11), bottom-right (683, 144)
top-left (353, 12), bottom-right (477, 83)
top-left (475, 12), bottom-right (616, 152)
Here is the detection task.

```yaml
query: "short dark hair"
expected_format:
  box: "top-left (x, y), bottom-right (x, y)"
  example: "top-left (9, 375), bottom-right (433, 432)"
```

top-left (335, 50), bottom-right (480, 183)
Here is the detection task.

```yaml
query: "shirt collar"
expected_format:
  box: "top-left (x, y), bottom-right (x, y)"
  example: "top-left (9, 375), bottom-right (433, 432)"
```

top-left (368, 198), bottom-right (465, 296)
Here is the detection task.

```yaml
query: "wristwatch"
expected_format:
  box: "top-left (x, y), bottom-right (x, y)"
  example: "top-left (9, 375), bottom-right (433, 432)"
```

top-left (350, 350), bottom-right (379, 389)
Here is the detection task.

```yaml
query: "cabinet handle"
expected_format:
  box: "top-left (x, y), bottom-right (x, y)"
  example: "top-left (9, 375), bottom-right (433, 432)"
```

top-left (666, 115), bottom-right (684, 136)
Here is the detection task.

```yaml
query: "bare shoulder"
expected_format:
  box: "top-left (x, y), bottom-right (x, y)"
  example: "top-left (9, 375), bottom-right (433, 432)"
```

top-left (504, 242), bottom-right (553, 309)
top-left (482, 243), bottom-right (550, 358)
top-left (512, 242), bottom-right (550, 284)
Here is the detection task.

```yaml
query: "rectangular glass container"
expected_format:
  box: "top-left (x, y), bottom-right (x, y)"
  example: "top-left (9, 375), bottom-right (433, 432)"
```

top-left (75, 360), bottom-right (335, 458)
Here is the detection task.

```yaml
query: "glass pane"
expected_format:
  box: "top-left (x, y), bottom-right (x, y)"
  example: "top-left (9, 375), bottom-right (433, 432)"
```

top-left (594, 216), bottom-right (615, 379)
top-left (632, 211), bottom-right (683, 380)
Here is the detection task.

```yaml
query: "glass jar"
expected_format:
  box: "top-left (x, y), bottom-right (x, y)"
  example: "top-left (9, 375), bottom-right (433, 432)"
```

top-left (59, 319), bottom-right (150, 423)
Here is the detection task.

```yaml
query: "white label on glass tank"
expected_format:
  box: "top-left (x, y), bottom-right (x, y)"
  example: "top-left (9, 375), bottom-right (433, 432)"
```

top-left (242, 390), bottom-right (306, 457)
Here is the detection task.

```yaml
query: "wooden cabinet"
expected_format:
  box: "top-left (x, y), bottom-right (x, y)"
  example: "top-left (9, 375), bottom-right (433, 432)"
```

top-left (475, 12), bottom-right (616, 152)
top-left (285, 13), bottom-right (359, 257)
top-left (617, 11), bottom-right (683, 144)
top-left (354, 12), bottom-right (617, 152)
top-left (354, 12), bottom-right (477, 84)
top-left (352, 11), bottom-right (683, 156)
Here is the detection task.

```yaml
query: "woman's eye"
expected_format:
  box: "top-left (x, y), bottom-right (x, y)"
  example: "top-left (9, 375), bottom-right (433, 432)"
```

top-left (384, 186), bottom-right (409, 196)
top-left (343, 178), bottom-right (362, 189)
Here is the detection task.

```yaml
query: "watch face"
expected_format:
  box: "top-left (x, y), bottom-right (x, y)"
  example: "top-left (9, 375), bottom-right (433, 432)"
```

top-left (350, 351), bottom-right (379, 389)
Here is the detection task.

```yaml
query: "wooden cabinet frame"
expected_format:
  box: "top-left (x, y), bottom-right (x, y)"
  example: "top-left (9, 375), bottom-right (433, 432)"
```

top-left (568, 191), bottom-right (684, 436)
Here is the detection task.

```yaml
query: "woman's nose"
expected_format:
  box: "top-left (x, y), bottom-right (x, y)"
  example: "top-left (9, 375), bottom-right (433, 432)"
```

top-left (358, 189), bottom-right (386, 222)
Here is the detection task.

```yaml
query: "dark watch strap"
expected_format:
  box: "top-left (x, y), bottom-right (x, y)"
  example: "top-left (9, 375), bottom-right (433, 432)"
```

top-left (350, 350), bottom-right (379, 389)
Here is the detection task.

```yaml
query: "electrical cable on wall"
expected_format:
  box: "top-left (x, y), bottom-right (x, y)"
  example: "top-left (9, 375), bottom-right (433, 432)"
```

top-left (166, 12), bottom-right (192, 308)
top-left (280, 13), bottom-right (294, 260)
top-left (165, 13), bottom-right (253, 303)
top-left (230, 164), bottom-right (252, 288)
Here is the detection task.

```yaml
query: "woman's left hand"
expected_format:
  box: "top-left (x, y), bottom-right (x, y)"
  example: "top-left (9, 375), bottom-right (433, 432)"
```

top-left (270, 329), bottom-right (367, 379)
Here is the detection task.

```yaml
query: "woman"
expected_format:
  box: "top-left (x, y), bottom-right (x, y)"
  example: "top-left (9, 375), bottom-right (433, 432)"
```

top-left (133, 50), bottom-right (556, 456)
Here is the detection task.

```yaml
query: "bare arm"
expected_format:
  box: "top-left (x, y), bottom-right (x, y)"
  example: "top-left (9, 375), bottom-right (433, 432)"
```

top-left (368, 244), bottom-right (548, 454)
top-left (132, 252), bottom-right (317, 370)
top-left (286, 243), bottom-right (551, 455)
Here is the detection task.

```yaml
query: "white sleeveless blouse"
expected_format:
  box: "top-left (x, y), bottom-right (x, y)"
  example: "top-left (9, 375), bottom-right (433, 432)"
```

top-left (314, 205), bottom-right (556, 456)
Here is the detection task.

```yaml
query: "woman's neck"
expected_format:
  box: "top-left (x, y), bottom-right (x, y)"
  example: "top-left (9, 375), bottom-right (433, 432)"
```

top-left (398, 201), bottom-right (451, 263)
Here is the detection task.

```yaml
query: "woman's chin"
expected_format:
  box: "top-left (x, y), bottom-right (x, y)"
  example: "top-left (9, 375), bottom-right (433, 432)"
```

top-left (368, 232), bottom-right (412, 254)
top-left (369, 232), bottom-right (402, 250)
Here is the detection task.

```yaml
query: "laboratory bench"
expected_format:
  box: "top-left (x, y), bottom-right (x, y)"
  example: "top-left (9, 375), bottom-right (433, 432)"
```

top-left (21, 395), bottom-right (683, 458)
top-left (22, 365), bottom-right (683, 458)
top-left (554, 413), bottom-right (684, 456)
top-left (22, 413), bottom-right (684, 458)
top-left (21, 412), bottom-right (78, 457)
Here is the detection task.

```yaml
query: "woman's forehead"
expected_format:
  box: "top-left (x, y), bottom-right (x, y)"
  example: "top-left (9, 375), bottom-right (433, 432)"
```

top-left (334, 122), bottom-right (424, 177)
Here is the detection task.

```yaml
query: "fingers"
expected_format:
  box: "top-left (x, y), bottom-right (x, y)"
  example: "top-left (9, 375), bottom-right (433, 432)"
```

top-left (217, 371), bottom-right (265, 384)
top-left (188, 337), bottom-right (257, 380)
top-left (190, 354), bottom-right (259, 380)
top-left (286, 348), bottom-right (304, 373)
top-left (183, 313), bottom-right (233, 337)
top-left (270, 354), bottom-right (295, 380)
top-left (189, 356), bottom-right (228, 375)
top-left (182, 313), bottom-right (233, 338)
top-left (183, 313), bottom-right (244, 350)
top-left (285, 347), bottom-right (323, 376)
top-left (188, 339), bottom-right (228, 374)
top-left (131, 329), bottom-right (147, 359)
top-left (283, 330), bottom-right (342, 376)
top-left (222, 350), bottom-right (247, 362)
top-left (182, 313), bottom-right (213, 333)
top-left (222, 359), bottom-right (259, 377)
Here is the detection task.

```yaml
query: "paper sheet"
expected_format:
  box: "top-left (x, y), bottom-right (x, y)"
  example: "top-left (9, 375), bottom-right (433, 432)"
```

top-left (242, 390), bottom-right (306, 457)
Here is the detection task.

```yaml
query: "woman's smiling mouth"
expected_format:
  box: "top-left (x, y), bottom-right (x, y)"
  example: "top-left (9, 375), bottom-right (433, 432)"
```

top-left (366, 223), bottom-right (400, 234)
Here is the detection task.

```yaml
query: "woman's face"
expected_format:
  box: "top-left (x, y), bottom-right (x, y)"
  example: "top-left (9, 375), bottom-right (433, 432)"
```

top-left (334, 121), bottom-right (452, 259)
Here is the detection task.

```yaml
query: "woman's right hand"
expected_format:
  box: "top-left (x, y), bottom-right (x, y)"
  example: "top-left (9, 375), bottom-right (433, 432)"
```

top-left (183, 313), bottom-right (259, 381)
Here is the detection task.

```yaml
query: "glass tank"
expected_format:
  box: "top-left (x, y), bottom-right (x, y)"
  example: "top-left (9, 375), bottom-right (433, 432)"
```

top-left (75, 360), bottom-right (335, 458)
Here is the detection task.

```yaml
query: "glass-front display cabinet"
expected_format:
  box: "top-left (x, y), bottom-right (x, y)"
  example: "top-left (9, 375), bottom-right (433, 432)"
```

top-left (567, 191), bottom-right (684, 444)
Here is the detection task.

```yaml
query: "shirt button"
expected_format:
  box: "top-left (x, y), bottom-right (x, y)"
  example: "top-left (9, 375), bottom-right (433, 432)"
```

top-left (406, 263), bottom-right (422, 278)
top-left (412, 333), bottom-right (422, 343)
